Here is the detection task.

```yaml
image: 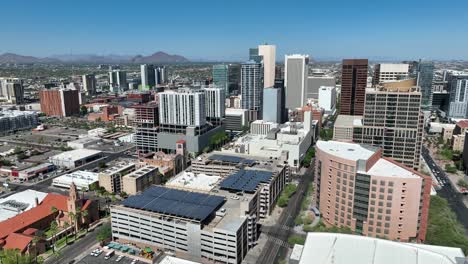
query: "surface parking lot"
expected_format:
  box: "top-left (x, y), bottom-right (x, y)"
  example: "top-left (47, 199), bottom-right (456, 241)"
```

top-left (81, 253), bottom-right (140, 264)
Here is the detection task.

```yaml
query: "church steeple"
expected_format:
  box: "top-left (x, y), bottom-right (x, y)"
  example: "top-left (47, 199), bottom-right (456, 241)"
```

top-left (67, 182), bottom-right (78, 213)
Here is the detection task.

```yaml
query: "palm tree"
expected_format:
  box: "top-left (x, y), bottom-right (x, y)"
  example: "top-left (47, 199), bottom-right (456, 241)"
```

top-left (63, 222), bottom-right (70, 245)
top-left (68, 212), bottom-right (77, 241)
top-left (49, 221), bottom-right (58, 253)
top-left (82, 209), bottom-right (89, 233)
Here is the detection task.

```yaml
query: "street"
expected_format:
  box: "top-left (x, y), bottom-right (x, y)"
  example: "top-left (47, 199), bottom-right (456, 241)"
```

top-left (421, 146), bottom-right (468, 233)
top-left (257, 164), bottom-right (314, 264)
top-left (44, 228), bottom-right (99, 264)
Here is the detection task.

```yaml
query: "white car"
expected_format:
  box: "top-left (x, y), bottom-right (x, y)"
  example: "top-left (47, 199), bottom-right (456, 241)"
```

top-left (116, 255), bottom-right (124, 262)
top-left (131, 260), bottom-right (138, 264)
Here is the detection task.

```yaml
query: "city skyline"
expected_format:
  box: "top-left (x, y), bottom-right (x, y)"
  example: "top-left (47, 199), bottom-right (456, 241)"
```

top-left (1, 0), bottom-right (468, 61)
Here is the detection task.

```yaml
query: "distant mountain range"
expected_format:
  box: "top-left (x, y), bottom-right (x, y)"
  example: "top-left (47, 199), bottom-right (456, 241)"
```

top-left (0, 51), bottom-right (190, 64)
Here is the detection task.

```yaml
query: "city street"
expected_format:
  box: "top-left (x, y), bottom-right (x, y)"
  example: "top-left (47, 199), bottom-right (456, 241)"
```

top-left (44, 228), bottom-right (99, 264)
top-left (257, 163), bottom-right (314, 264)
top-left (422, 146), bottom-right (468, 233)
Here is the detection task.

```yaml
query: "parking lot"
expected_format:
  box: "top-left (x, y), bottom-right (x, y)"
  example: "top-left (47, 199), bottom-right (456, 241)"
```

top-left (81, 253), bottom-right (140, 264)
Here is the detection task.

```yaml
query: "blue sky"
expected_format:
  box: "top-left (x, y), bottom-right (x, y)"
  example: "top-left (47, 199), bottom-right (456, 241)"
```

top-left (1, 0), bottom-right (468, 61)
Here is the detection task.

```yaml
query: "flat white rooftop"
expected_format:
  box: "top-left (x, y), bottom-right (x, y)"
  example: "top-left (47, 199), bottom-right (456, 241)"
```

top-left (52, 170), bottom-right (99, 188)
top-left (0, 190), bottom-right (48, 222)
top-left (334, 115), bottom-right (363, 127)
top-left (367, 158), bottom-right (419, 179)
top-left (316, 140), bottom-right (376, 161)
top-left (299, 233), bottom-right (465, 264)
top-left (50, 148), bottom-right (101, 162)
top-left (167, 171), bottom-right (221, 192)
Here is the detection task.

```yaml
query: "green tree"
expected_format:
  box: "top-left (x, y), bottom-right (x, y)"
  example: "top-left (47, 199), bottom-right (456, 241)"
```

top-left (426, 196), bottom-right (468, 254)
top-left (96, 224), bottom-right (112, 245)
top-left (80, 105), bottom-right (88, 116)
top-left (0, 249), bottom-right (34, 264)
top-left (49, 221), bottom-right (58, 253)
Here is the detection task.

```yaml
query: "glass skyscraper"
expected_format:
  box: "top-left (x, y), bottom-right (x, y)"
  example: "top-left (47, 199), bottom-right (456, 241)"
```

top-left (417, 61), bottom-right (434, 110)
top-left (212, 64), bottom-right (229, 96)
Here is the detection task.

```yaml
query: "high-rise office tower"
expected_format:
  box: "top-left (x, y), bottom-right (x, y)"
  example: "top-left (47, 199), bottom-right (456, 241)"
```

top-left (258, 44), bottom-right (276, 88)
top-left (448, 72), bottom-right (468, 118)
top-left (212, 64), bottom-right (229, 96)
top-left (241, 61), bottom-right (264, 121)
top-left (372, 63), bottom-right (410, 85)
top-left (155, 66), bottom-right (168, 85)
top-left (203, 87), bottom-right (225, 125)
top-left (109, 70), bottom-right (128, 92)
top-left (39, 89), bottom-right (80, 117)
top-left (416, 60), bottom-right (434, 110)
top-left (262, 87), bottom-right (282, 123)
top-left (228, 64), bottom-right (241, 95)
top-left (275, 65), bottom-right (284, 80)
top-left (315, 140), bottom-right (431, 242)
top-left (0, 78), bottom-right (24, 104)
top-left (340, 59), bottom-right (368, 115)
top-left (274, 79), bottom-right (287, 123)
top-left (285, 54), bottom-right (309, 109)
top-left (134, 104), bottom-right (159, 153)
top-left (82, 74), bottom-right (96, 95)
top-left (140, 64), bottom-right (156, 89)
top-left (352, 82), bottom-right (424, 169)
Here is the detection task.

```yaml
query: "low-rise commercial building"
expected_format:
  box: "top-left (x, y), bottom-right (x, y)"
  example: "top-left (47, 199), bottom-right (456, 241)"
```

top-left (0, 190), bottom-right (48, 222)
top-left (49, 149), bottom-right (102, 169)
top-left (99, 160), bottom-right (137, 193)
top-left (122, 166), bottom-right (160, 195)
top-left (14, 163), bottom-right (55, 181)
top-left (315, 140), bottom-right (431, 242)
top-left (67, 137), bottom-right (101, 149)
top-left (52, 170), bottom-right (99, 190)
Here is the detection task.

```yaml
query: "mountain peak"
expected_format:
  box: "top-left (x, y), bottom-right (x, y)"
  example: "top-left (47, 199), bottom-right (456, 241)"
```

top-left (132, 51), bottom-right (189, 63)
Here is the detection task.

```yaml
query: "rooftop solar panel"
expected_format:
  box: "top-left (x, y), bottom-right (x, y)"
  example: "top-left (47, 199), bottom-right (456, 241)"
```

top-left (121, 186), bottom-right (225, 221)
top-left (219, 169), bottom-right (274, 193)
top-left (208, 154), bottom-right (257, 165)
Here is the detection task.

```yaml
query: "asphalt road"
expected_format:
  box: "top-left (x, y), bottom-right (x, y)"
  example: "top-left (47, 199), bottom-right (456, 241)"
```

top-left (44, 229), bottom-right (99, 264)
top-left (421, 146), bottom-right (468, 232)
top-left (257, 163), bottom-right (314, 264)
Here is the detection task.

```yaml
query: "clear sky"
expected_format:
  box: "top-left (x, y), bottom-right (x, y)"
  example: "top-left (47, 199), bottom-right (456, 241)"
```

top-left (1, 0), bottom-right (468, 61)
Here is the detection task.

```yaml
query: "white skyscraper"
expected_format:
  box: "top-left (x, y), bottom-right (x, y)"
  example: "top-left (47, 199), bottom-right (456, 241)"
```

top-left (258, 44), bottom-right (276, 88)
top-left (203, 87), bottom-right (225, 125)
top-left (285, 54), bottom-right (309, 109)
top-left (158, 90), bottom-right (206, 127)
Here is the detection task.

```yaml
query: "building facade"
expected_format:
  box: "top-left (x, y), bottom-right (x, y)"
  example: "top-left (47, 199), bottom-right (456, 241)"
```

top-left (212, 64), bottom-right (229, 96)
top-left (318, 86), bottom-right (337, 114)
top-left (416, 61), bottom-right (434, 110)
top-left (134, 104), bottom-right (159, 153)
top-left (109, 70), bottom-right (128, 92)
top-left (448, 72), bottom-right (468, 118)
top-left (39, 89), bottom-right (80, 117)
top-left (140, 64), bottom-right (156, 89)
top-left (372, 63), bottom-right (409, 85)
top-left (262, 87), bottom-right (282, 123)
top-left (340, 59), bottom-right (368, 115)
top-left (285, 55), bottom-right (309, 109)
top-left (306, 76), bottom-right (335, 101)
top-left (258, 44), bottom-right (276, 88)
top-left (241, 61), bottom-right (263, 121)
top-left (203, 87), bottom-right (225, 125)
top-left (315, 140), bottom-right (431, 242)
top-left (0, 78), bottom-right (24, 105)
top-left (82, 74), bottom-right (96, 95)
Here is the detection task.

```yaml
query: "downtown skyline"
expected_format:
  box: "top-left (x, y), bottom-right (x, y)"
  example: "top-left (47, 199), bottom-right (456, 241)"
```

top-left (1, 0), bottom-right (468, 61)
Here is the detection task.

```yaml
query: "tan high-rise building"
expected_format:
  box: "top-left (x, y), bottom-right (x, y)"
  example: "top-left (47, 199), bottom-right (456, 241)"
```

top-left (314, 140), bottom-right (431, 242)
top-left (258, 44), bottom-right (276, 88)
top-left (122, 165), bottom-right (160, 195)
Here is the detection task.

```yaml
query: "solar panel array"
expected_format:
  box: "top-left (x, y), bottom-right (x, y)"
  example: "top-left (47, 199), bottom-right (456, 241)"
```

top-left (208, 154), bottom-right (257, 165)
top-left (219, 169), bottom-right (274, 193)
top-left (121, 186), bottom-right (225, 221)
